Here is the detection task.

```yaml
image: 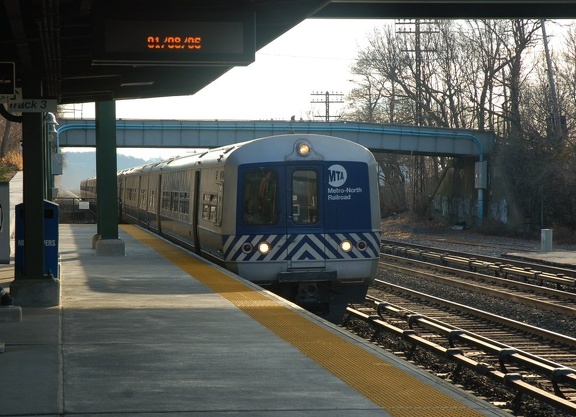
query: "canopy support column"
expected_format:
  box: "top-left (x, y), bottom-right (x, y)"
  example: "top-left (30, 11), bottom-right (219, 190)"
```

top-left (94, 100), bottom-right (125, 256)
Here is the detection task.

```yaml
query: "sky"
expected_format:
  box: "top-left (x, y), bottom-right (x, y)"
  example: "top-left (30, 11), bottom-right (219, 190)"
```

top-left (59, 18), bottom-right (573, 160)
top-left (60, 19), bottom-right (384, 159)
top-left (63, 19), bottom-right (385, 122)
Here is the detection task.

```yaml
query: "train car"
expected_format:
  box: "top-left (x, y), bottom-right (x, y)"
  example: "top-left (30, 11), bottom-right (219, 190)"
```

top-left (90, 134), bottom-right (381, 322)
top-left (80, 176), bottom-right (97, 199)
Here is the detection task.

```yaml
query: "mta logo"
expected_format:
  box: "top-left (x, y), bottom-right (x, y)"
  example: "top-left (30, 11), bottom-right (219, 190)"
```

top-left (328, 164), bottom-right (347, 187)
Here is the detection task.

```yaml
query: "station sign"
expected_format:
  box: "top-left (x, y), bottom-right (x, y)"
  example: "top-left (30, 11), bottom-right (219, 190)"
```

top-left (0, 88), bottom-right (57, 112)
top-left (93, 12), bottom-right (255, 66)
top-left (5, 99), bottom-right (57, 113)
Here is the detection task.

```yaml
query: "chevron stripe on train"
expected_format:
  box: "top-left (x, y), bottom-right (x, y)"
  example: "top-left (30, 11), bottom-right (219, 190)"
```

top-left (223, 232), bottom-right (380, 262)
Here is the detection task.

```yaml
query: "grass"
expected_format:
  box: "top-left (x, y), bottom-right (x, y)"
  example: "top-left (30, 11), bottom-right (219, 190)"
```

top-left (0, 150), bottom-right (22, 182)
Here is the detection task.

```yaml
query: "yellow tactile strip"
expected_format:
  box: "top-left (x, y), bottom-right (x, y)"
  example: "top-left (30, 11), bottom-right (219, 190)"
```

top-left (122, 225), bottom-right (490, 417)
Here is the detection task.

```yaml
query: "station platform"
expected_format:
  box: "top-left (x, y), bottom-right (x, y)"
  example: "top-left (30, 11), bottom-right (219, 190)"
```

top-left (0, 224), bottom-right (509, 417)
top-left (506, 249), bottom-right (576, 268)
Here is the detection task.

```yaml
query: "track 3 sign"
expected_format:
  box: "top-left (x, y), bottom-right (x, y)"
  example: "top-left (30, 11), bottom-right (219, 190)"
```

top-left (0, 88), bottom-right (57, 112)
top-left (6, 99), bottom-right (57, 113)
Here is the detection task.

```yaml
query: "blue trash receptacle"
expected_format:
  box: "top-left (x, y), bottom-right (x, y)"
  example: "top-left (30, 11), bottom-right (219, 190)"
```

top-left (15, 200), bottom-right (59, 278)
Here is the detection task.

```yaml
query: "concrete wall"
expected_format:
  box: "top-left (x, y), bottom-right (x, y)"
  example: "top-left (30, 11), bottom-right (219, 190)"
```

top-left (430, 158), bottom-right (525, 232)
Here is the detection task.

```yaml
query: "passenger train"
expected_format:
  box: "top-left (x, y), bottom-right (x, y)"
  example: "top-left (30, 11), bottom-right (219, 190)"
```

top-left (81, 134), bottom-right (381, 322)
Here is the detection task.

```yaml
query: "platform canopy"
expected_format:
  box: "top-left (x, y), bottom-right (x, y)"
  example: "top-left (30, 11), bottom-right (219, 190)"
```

top-left (1, 0), bottom-right (573, 105)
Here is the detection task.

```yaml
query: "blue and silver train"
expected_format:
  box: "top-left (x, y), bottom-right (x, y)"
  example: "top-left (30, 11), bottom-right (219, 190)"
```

top-left (81, 134), bottom-right (381, 322)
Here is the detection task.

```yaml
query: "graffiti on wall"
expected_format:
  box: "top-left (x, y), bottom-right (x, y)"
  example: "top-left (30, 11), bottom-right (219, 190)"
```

top-left (433, 195), bottom-right (509, 224)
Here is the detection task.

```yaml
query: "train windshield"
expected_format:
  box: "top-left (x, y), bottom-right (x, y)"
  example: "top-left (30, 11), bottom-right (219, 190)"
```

top-left (243, 169), bottom-right (279, 225)
top-left (291, 170), bottom-right (318, 224)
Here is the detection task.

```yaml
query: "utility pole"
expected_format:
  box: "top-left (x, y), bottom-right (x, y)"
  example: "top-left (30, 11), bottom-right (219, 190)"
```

top-left (310, 91), bottom-right (344, 121)
top-left (396, 19), bottom-right (438, 215)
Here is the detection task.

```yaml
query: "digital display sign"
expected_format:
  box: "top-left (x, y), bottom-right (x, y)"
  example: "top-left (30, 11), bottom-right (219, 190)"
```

top-left (0, 62), bottom-right (15, 95)
top-left (93, 14), bottom-right (255, 66)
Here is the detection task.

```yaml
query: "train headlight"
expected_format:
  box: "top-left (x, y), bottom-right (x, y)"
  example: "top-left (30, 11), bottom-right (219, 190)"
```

top-left (242, 243), bottom-right (253, 253)
top-left (258, 241), bottom-right (271, 254)
top-left (297, 142), bottom-right (311, 156)
top-left (340, 240), bottom-right (353, 252)
top-left (357, 240), bottom-right (367, 251)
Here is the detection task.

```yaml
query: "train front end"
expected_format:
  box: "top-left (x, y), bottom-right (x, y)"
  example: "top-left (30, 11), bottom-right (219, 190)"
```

top-left (223, 135), bottom-right (381, 322)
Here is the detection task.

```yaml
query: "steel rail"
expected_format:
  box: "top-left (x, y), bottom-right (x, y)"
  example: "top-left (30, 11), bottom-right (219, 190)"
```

top-left (373, 277), bottom-right (576, 346)
top-left (381, 241), bottom-right (576, 290)
top-left (346, 300), bottom-right (576, 415)
top-left (367, 294), bottom-right (576, 383)
top-left (379, 253), bottom-right (576, 315)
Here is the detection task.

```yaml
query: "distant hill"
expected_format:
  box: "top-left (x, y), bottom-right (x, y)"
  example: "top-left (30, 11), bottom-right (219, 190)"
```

top-left (56, 151), bottom-right (152, 194)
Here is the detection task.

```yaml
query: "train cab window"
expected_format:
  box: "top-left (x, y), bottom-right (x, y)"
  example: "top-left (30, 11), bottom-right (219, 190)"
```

top-left (291, 170), bottom-right (318, 224)
top-left (243, 169), bottom-right (278, 225)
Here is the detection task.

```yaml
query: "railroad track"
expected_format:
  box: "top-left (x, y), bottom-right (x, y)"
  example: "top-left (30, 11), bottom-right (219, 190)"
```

top-left (382, 236), bottom-right (539, 254)
top-left (381, 239), bottom-right (576, 292)
top-left (343, 280), bottom-right (576, 415)
top-left (379, 252), bottom-right (576, 322)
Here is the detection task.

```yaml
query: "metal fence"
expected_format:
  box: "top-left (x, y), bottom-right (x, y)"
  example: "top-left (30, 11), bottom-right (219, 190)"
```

top-left (54, 197), bottom-right (97, 224)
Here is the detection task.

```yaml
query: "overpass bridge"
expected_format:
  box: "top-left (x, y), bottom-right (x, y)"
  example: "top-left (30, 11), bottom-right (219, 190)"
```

top-left (57, 119), bottom-right (494, 159)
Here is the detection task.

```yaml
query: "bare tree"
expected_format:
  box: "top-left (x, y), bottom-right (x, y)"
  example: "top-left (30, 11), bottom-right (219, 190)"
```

top-left (0, 116), bottom-right (22, 158)
top-left (0, 120), bottom-right (12, 157)
top-left (344, 19), bottom-right (576, 229)
top-left (499, 20), bottom-right (542, 141)
top-left (346, 26), bottom-right (412, 124)
top-left (556, 25), bottom-right (576, 149)
top-left (460, 20), bottom-right (509, 133)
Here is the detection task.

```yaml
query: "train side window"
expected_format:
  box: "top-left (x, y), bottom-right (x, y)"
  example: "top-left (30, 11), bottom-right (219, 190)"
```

top-left (161, 191), bottom-right (170, 210)
top-left (170, 191), bottom-right (179, 212)
top-left (243, 169), bottom-right (278, 225)
top-left (291, 170), bottom-right (318, 224)
top-left (149, 190), bottom-right (155, 208)
top-left (140, 189), bottom-right (147, 209)
top-left (202, 193), bottom-right (219, 222)
top-left (179, 192), bottom-right (189, 214)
